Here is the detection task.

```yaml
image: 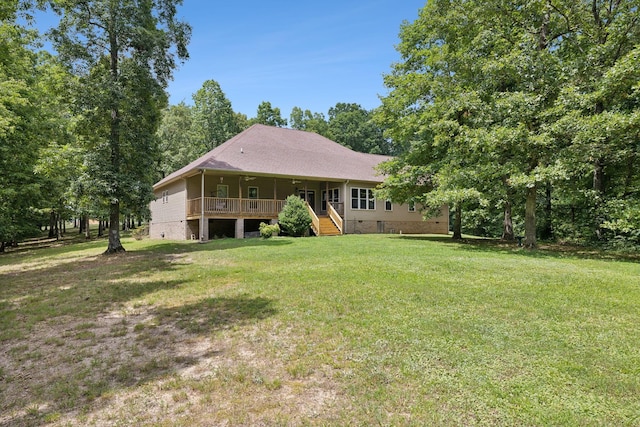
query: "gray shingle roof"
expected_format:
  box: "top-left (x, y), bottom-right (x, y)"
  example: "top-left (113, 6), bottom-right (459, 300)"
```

top-left (154, 124), bottom-right (391, 189)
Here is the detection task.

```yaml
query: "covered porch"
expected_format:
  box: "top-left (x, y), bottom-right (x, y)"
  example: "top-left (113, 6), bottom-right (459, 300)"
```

top-left (185, 171), bottom-right (345, 239)
top-left (187, 197), bottom-right (286, 219)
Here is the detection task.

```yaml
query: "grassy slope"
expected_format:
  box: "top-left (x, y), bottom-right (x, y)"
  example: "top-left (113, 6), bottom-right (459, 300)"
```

top-left (1, 235), bottom-right (639, 426)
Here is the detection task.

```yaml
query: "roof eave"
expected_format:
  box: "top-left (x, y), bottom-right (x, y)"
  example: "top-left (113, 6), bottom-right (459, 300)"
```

top-left (153, 168), bottom-right (386, 191)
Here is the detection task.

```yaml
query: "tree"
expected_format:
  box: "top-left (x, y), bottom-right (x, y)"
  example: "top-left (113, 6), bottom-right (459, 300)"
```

top-left (192, 79), bottom-right (240, 152)
top-left (327, 103), bottom-right (393, 155)
top-left (32, 51), bottom-right (80, 240)
top-left (0, 3), bottom-right (52, 250)
top-left (50, 0), bottom-right (191, 254)
top-left (251, 101), bottom-right (287, 127)
top-left (157, 102), bottom-right (196, 177)
top-left (278, 195), bottom-right (311, 237)
top-left (289, 106), bottom-right (329, 136)
top-left (549, 2), bottom-right (640, 244)
top-left (377, 0), bottom-right (582, 247)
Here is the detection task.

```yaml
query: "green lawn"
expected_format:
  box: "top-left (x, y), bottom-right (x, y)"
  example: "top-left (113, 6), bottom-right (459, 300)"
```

top-left (1, 234), bottom-right (639, 426)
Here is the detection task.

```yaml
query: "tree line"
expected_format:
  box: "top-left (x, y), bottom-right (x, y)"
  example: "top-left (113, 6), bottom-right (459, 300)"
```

top-left (1, 0), bottom-right (190, 253)
top-left (0, 0), bottom-right (391, 253)
top-left (3, 0), bottom-right (637, 253)
top-left (157, 80), bottom-right (395, 179)
top-left (375, 0), bottom-right (640, 249)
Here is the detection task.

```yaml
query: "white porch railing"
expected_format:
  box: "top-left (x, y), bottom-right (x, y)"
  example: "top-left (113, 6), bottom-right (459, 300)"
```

top-left (188, 197), bottom-right (286, 217)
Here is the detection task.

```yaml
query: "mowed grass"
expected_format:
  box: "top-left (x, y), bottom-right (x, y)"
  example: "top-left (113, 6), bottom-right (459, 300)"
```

top-left (1, 234), bottom-right (639, 426)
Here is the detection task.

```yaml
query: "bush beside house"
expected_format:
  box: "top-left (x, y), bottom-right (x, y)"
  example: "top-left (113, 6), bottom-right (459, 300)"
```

top-left (278, 195), bottom-right (312, 237)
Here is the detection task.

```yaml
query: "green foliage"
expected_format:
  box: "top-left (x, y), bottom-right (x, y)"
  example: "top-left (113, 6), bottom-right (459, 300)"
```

top-left (258, 222), bottom-right (279, 239)
top-left (289, 106), bottom-right (329, 135)
top-left (50, 0), bottom-right (191, 253)
top-left (250, 101), bottom-right (287, 128)
top-left (377, 0), bottom-right (640, 247)
top-left (327, 103), bottom-right (394, 155)
top-left (277, 195), bottom-right (311, 237)
top-left (0, 14), bottom-right (66, 244)
top-left (157, 102), bottom-right (197, 177)
top-left (192, 79), bottom-right (242, 152)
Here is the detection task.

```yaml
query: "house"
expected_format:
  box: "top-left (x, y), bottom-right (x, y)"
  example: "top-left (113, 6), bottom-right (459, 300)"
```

top-left (149, 124), bottom-right (448, 240)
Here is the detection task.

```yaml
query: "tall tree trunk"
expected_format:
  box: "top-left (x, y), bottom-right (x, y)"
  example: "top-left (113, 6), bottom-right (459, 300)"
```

top-left (524, 185), bottom-right (537, 248)
top-left (98, 220), bottom-right (104, 237)
top-left (452, 205), bottom-right (462, 240)
top-left (104, 7), bottom-right (125, 255)
top-left (84, 216), bottom-right (90, 239)
top-left (48, 211), bottom-right (56, 239)
top-left (593, 157), bottom-right (605, 239)
top-left (105, 201), bottom-right (125, 254)
top-left (502, 200), bottom-right (514, 241)
top-left (79, 215), bottom-right (85, 234)
top-left (56, 213), bottom-right (62, 239)
top-left (540, 182), bottom-right (553, 240)
top-left (0, 241), bottom-right (4, 253)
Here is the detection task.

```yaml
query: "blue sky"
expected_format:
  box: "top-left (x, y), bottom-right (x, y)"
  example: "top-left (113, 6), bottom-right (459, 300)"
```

top-left (168, 0), bottom-right (426, 118)
top-left (31, 1), bottom-right (426, 119)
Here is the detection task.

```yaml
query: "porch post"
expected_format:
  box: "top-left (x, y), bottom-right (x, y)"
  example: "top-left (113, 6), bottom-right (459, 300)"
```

top-left (238, 176), bottom-right (243, 214)
top-left (200, 170), bottom-right (205, 241)
top-left (235, 218), bottom-right (244, 239)
top-left (273, 178), bottom-right (277, 215)
top-left (326, 181), bottom-right (329, 213)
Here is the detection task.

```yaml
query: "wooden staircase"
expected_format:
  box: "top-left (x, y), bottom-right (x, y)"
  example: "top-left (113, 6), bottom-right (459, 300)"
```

top-left (306, 202), bottom-right (342, 236)
top-left (316, 216), bottom-right (341, 236)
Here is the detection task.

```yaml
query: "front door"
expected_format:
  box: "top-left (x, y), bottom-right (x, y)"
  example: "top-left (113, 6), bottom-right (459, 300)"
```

top-left (299, 190), bottom-right (315, 211)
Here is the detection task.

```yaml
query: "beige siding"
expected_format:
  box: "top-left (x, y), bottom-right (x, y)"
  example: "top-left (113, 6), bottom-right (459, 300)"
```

top-left (149, 180), bottom-right (188, 240)
top-left (344, 182), bottom-right (449, 235)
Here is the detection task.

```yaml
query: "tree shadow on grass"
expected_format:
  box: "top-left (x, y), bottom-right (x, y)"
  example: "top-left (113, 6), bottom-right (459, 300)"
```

top-left (0, 244), bottom-right (278, 426)
top-left (395, 234), bottom-right (640, 263)
top-left (139, 236), bottom-right (293, 255)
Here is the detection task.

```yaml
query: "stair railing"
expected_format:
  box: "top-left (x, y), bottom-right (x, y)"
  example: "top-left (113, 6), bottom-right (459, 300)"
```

top-left (306, 202), bottom-right (320, 235)
top-left (327, 202), bottom-right (343, 234)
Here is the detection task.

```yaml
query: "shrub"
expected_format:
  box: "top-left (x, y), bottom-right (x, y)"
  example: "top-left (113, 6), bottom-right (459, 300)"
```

top-left (132, 225), bottom-right (149, 240)
top-left (259, 222), bottom-right (280, 239)
top-left (278, 195), bottom-right (312, 237)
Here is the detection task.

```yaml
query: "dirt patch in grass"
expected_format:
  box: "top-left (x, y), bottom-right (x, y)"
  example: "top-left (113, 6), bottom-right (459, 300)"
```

top-left (1, 303), bottom-right (345, 426)
top-left (0, 245), bottom-right (347, 426)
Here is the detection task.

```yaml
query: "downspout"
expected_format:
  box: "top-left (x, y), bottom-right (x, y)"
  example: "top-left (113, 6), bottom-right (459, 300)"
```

top-left (200, 169), bottom-right (205, 241)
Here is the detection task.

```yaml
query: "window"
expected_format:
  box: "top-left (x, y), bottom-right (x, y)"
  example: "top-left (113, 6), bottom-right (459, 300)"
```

top-left (408, 201), bottom-right (416, 212)
top-left (351, 187), bottom-right (375, 210)
top-left (385, 200), bottom-right (393, 211)
top-left (248, 186), bottom-right (259, 199)
top-left (162, 190), bottom-right (169, 204)
top-left (214, 185), bottom-right (229, 210)
top-left (248, 186), bottom-right (259, 209)
top-left (216, 184), bottom-right (229, 198)
top-left (322, 188), bottom-right (340, 211)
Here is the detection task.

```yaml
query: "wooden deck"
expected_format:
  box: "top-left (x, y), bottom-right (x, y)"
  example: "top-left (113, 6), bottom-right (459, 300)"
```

top-left (187, 197), bottom-right (286, 219)
top-left (187, 197), bottom-right (344, 236)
